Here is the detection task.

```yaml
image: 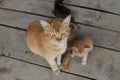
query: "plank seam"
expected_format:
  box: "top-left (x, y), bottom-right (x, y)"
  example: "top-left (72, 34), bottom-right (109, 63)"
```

top-left (94, 45), bottom-right (120, 52)
top-left (39, 0), bottom-right (120, 16)
top-left (0, 23), bottom-right (120, 53)
top-left (74, 22), bottom-right (120, 33)
top-left (0, 54), bottom-right (97, 80)
top-left (0, 7), bottom-right (54, 18)
top-left (0, 7), bottom-right (120, 33)
top-left (64, 3), bottom-right (120, 16)
top-left (0, 23), bottom-right (26, 31)
top-left (0, 0), bottom-right (3, 4)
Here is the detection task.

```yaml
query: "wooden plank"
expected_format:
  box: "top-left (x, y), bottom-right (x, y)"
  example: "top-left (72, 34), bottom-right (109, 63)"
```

top-left (0, 57), bottom-right (90, 80)
top-left (0, 9), bottom-right (120, 51)
top-left (0, 9), bottom-right (47, 29)
top-left (64, 0), bottom-right (120, 15)
top-left (0, 0), bottom-right (120, 32)
top-left (0, 26), bottom-right (120, 80)
top-left (44, 0), bottom-right (120, 15)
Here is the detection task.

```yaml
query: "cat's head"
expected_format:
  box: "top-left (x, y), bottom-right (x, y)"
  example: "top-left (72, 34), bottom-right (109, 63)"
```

top-left (40, 15), bottom-right (71, 45)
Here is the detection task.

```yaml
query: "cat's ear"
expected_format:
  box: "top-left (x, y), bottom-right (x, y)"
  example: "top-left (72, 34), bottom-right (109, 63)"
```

top-left (40, 20), bottom-right (50, 29)
top-left (62, 15), bottom-right (71, 26)
top-left (85, 45), bottom-right (90, 48)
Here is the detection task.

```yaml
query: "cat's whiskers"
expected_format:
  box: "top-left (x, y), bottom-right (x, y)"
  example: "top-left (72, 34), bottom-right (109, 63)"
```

top-left (50, 45), bottom-right (64, 51)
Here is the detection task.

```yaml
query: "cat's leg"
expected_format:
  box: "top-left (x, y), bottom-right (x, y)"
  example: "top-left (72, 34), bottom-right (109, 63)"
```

top-left (60, 51), bottom-right (71, 70)
top-left (46, 58), bottom-right (60, 75)
top-left (81, 52), bottom-right (88, 65)
top-left (57, 55), bottom-right (62, 66)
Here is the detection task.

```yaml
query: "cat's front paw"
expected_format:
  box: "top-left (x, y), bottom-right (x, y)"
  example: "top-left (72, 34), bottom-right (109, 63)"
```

top-left (53, 69), bottom-right (60, 75)
top-left (81, 61), bottom-right (87, 65)
top-left (59, 64), bottom-right (68, 70)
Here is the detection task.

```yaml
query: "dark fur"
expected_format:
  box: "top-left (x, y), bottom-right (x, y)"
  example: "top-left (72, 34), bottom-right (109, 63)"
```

top-left (53, 0), bottom-right (70, 18)
top-left (52, 0), bottom-right (81, 32)
top-left (52, 0), bottom-right (74, 22)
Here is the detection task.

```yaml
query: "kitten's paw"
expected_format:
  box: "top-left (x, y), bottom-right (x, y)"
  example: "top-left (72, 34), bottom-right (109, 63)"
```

top-left (59, 64), bottom-right (68, 70)
top-left (53, 69), bottom-right (60, 75)
top-left (81, 61), bottom-right (87, 65)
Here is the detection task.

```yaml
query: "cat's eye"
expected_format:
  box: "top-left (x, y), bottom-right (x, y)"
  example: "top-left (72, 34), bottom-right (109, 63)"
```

top-left (61, 32), bottom-right (67, 35)
top-left (61, 33), bottom-right (64, 35)
top-left (52, 34), bottom-right (56, 37)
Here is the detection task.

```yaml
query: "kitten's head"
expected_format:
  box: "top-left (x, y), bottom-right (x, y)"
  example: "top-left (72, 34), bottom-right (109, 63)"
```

top-left (40, 15), bottom-right (71, 46)
top-left (72, 45), bottom-right (90, 57)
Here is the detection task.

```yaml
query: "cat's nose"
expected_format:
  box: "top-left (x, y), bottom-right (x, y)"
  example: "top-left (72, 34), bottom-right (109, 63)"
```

top-left (56, 38), bottom-right (62, 41)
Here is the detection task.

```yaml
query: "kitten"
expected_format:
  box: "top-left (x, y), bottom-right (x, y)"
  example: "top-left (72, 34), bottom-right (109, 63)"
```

top-left (60, 35), bottom-right (93, 70)
top-left (26, 15), bottom-right (71, 75)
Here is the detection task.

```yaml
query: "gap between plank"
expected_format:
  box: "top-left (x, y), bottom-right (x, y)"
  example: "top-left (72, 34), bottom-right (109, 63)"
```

top-left (0, 0), bottom-right (3, 4)
top-left (41, 0), bottom-right (120, 16)
top-left (74, 22), bottom-right (120, 33)
top-left (64, 3), bottom-right (120, 16)
top-left (0, 7), bottom-right (120, 33)
top-left (0, 54), bottom-right (97, 80)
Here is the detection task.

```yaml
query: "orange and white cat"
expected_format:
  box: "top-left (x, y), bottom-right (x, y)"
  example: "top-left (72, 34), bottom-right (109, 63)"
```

top-left (26, 15), bottom-right (71, 75)
top-left (60, 35), bottom-right (93, 70)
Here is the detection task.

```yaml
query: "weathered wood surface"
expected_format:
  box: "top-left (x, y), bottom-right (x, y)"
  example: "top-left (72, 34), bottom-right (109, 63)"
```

top-left (0, 0), bottom-right (1, 2)
top-left (0, 57), bottom-right (90, 80)
top-left (0, 25), bottom-right (120, 80)
top-left (43, 0), bottom-right (120, 15)
top-left (65, 0), bottom-right (120, 14)
top-left (0, 0), bottom-right (120, 32)
top-left (0, 0), bottom-right (120, 80)
top-left (0, 9), bottom-right (120, 51)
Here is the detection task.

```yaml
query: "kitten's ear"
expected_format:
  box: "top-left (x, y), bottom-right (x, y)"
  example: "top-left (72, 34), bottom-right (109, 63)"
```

top-left (85, 45), bottom-right (90, 48)
top-left (62, 15), bottom-right (71, 26)
top-left (40, 20), bottom-right (50, 29)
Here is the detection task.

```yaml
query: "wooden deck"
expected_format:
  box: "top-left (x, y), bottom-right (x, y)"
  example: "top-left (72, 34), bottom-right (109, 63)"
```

top-left (0, 0), bottom-right (120, 80)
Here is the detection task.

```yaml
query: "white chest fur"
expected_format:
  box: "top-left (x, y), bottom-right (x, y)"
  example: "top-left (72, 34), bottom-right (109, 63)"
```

top-left (49, 39), bottom-right (67, 58)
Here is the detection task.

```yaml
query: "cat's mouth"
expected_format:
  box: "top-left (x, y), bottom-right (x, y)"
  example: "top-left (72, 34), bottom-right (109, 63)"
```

top-left (57, 40), bottom-right (63, 46)
top-left (51, 39), bottom-right (67, 47)
top-left (58, 40), bottom-right (62, 44)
